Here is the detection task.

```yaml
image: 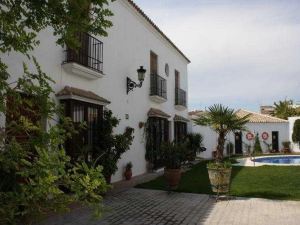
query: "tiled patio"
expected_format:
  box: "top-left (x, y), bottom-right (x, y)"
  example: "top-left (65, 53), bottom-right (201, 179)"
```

top-left (41, 188), bottom-right (300, 225)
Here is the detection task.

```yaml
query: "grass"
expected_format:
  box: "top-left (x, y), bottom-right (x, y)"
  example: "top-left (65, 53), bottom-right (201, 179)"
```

top-left (136, 160), bottom-right (300, 200)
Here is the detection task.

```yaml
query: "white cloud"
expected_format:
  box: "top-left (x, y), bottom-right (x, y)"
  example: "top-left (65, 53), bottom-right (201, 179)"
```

top-left (135, 0), bottom-right (300, 111)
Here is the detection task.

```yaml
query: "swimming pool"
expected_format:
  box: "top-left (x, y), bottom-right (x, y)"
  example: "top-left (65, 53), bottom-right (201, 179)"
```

top-left (253, 156), bottom-right (300, 165)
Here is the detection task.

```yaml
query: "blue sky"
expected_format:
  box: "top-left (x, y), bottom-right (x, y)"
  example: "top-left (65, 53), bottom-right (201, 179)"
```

top-left (134, 0), bottom-right (300, 112)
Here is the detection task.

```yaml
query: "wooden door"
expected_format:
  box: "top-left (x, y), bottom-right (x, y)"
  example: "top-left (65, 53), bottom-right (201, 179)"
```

top-left (272, 131), bottom-right (279, 152)
top-left (235, 132), bottom-right (243, 154)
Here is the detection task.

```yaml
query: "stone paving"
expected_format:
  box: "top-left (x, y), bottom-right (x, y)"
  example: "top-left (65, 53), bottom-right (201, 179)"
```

top-left (41, 188), bottom-right (300, 225)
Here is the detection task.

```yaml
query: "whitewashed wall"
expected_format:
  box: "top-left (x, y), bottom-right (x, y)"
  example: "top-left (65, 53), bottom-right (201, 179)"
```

top-left (1, 0), bottom-right (189, 182)
top-left (288, 117), bottom-right (300, 152)
top-left (190, 120), bottom-right (290, 159)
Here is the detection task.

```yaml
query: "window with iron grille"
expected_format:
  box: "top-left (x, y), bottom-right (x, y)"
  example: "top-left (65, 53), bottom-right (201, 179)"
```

top-left (64, 32), bottom-right (103, 74)
top-left (150, 73), bottom-right (167, 99)
top-left (146, 117), bottom-right (169, 169)
top-left (174, 121), bottom-right (187, 143)
top-left (175, 88), bottom-right (187, 107)
top-left (61, 99), bottom-right (103, 161)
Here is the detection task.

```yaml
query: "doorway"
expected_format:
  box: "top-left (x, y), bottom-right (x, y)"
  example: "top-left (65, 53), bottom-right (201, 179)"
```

top-left (272, 131), bottom-right (279, 152)
top-left (235, 132), bottom-right (243, 154)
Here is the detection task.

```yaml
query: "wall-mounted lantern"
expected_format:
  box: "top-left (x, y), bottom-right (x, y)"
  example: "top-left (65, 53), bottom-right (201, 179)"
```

top-left (127, 66), bottom-right (146, 94)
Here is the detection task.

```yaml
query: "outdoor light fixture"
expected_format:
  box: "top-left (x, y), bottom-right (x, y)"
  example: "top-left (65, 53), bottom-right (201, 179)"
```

top-left (127, 66), bottom-right (146, 94)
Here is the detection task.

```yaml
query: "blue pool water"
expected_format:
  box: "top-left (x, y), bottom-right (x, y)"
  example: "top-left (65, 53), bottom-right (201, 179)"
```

top-left (254, 156), bottom-right (300, 164)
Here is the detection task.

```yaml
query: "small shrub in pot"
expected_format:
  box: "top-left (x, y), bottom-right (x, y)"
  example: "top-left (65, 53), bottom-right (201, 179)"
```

top-left (161, 142), bottom-right (187, 190)
top-left (193, 104), bottom-right (249, 194)
top-left (124, 162), bottom-right (133, 180)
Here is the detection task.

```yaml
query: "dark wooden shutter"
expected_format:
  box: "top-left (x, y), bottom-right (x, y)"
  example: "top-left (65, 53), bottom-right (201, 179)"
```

top-left (175, 70), bottom-right (180, 88)
top-left (150, 51), bottom-right (158, 74)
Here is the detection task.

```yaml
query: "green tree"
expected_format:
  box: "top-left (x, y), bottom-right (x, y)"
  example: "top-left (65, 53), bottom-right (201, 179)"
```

top-left (0, 0), bottom-right (114, 111)
top-left (193, 104), bottom-right (249, 161)
top-left (292, 119), bottom-right (300, 144)
top-left (254, 133), bottom-right (262, 153)
top-left (273, 99), bottom-right (298, 120)
top-left (0, 1), bottom-right (114, 224)
top-left (93, 110), bottom-right (134, 182)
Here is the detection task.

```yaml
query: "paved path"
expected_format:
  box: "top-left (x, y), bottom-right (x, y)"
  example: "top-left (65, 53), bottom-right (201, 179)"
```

top-left (41, 188), bottom-right (300, 225)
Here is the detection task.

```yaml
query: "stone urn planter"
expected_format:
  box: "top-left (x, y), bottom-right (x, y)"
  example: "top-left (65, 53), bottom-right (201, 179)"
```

top-left (164, 168), bottom-right (181, 190)
top-left (207, 165), bottom-right (232, 194)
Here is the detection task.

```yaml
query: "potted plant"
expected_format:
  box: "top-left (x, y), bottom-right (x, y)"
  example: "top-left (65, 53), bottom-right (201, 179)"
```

top-left (193, 104), bottom-right (249, 194)
top-left (124, 162), bottom-right (133, 180)
top-left (161, 142), bottom-right (186, 190)
top-left (282, 141), bottom-right (291, 153)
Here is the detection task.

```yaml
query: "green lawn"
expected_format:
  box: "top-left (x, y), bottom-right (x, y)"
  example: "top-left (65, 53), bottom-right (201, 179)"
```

top-left (136, 161), bottom-right (300, 200)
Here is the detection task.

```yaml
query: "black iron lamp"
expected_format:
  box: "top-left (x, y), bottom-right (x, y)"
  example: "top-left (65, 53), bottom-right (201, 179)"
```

top-left (127, 66), bottom-right (147, 94)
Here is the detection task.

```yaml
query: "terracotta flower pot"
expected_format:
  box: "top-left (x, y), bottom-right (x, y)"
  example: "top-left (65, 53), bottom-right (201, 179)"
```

top-left (207, 167), bottom-right (232, 193)
top-left (164, 168), bottom-right (181, 190)
top-left (124, 169), bottom-right (132, 180)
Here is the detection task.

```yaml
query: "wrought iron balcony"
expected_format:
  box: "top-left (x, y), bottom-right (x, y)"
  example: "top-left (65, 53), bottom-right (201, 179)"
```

top-left (175, 88), bottom-right (187, 107)
top-left (150, 73), bottom-right (167, 100)
top-left (64, 32), bottom-right (103, 74)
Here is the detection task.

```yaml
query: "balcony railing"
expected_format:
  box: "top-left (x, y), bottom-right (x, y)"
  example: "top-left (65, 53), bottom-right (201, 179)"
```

top-left (150, 73), bottom-right (167, 99)
top-left (64, 32), bottom-right (103, 74)
top-left (175, 88), bottom-right (187, 107)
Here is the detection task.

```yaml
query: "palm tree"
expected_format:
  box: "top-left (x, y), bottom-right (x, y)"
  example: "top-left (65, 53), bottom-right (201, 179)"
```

top-left (193, 104), bottom-right (250, 161)
top-left (273, 99), bottom-right (298, 120)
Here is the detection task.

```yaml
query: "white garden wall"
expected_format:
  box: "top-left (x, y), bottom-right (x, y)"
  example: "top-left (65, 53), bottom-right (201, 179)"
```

top-left (288, 117), bottom-right (300, 152)
top-left (190, 120), bottom-right (290, 159)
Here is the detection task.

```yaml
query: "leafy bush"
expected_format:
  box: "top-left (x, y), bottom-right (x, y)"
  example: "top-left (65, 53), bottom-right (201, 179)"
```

top-left (282, 141), bottom-right (291, 149)
top-left (254, 133), bottom-right (263, 153)
top-left (161, 142), bottom-right (187, 169)
top-left (125, 162), bottom-right (133, 170)
top-left (0, 63), bottom-right (109, 225)
top-left (292, 119), bottom-right (300, 144)
top-left (207, 160), bottom-right (232, 169)
top-left (94, 110), bottom-right (134, 181)
top-left (184, 133), bottom-right (205, 161)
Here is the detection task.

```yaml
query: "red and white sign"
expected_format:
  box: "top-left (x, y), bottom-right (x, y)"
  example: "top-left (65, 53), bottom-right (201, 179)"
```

top-left (246, 132), bottom-right (254, 141)
top-left (262, 132), bottom-right (269, 140)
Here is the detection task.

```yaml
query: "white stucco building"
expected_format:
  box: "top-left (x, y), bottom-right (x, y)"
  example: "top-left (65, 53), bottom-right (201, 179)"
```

top-left (1, 0), bottom-right (190, 182)
top-left (189, 109), bottom-right (291, 159)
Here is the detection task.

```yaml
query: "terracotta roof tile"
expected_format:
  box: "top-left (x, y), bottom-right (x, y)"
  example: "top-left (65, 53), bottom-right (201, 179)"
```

top-left (190, 108), bottom-right (288, 123)
top-left (188, 110), bottom-right (206, 116)
top-left (148, 108), bottom-right (171, 119)
top-left (56, 86), bottom-right (110, 104)
top-left (235, 109), bottom-right (288, 123)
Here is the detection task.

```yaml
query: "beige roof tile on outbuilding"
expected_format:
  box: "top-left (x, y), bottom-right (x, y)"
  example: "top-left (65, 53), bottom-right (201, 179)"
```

top-left (235, 109), bottom-right (288, 123)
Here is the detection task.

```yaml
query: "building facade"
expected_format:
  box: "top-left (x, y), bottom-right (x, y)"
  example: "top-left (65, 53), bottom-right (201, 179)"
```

top-left (1, 0), bottom-right (190, 182)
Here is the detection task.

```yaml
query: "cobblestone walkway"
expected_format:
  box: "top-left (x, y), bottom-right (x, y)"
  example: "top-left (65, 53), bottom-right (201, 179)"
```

top-left (41, 188), bottom-right (300, 225)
